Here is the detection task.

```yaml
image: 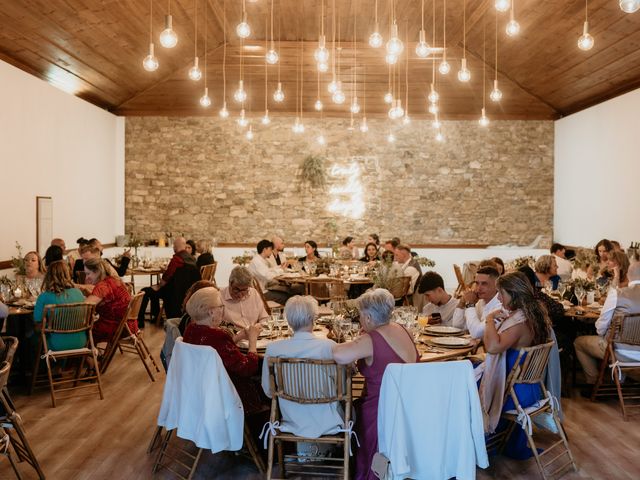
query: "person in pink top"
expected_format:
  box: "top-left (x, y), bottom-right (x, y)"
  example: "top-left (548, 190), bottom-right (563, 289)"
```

top-left (333, 289), bottom-right (419, 480)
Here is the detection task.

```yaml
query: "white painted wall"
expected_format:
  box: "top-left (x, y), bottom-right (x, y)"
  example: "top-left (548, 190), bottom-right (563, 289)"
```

top-left (0, 59), bottom-right (124, 260)
top-left (554, 87), bottom-right (640, 248)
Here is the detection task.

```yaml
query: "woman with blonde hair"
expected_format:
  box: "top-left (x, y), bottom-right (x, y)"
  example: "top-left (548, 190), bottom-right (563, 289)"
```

top-left (196, 239), bottom-right (215, 268)
top-left (16, 251), bottom-right (45, 298)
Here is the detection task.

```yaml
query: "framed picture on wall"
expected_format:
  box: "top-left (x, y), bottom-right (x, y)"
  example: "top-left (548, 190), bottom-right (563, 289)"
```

top-left (36, 196), bottom-right (53, 255)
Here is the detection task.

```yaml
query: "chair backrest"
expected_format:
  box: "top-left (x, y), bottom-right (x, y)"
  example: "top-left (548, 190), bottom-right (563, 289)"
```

top-left (0, 361), bottom-right (11, 393)
top-left (504, 341), bottom-right (554, 389)
top-left (100, 292), bottom-right (145, 372)
top-left (0, 337), bottom-right (18, 366)
top-left (252, 277), bottom-right (272, 315)
top-left (305, 279), bottom-right (347, 302)
top-left (42, 303), bottom-right (95, 334)
top-left (200, 262), bottom-right (217, 282)
top-left (164, 264), bottom-right (201, 318)
top-left (268, 357), bottom-right (350, 405)
top-left (611, 313), bottom-right (640, 346)
top-left (387, 276), bottom-right (411, 300)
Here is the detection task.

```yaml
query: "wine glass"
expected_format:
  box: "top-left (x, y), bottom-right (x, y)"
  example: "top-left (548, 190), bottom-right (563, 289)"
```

top-left (574, 285), bottom-right (586, 306)
top-left (557, 282), bottom-right (567, 300)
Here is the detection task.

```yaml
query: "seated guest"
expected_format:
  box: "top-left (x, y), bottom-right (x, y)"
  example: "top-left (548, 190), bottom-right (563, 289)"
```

top-left (186, 239), bottom-right (197, 258)
top-left (535, 255), bottom-right (559, 290)
top-left (34, 261), bottom-right (86, 351)
top-left (298, 240), bottom-right (321, 263)
top-left (518, 267), bottom-right (565, 326)
top-left (17, 251), bottom-right (45, 297)
top-left (83, 257), bottom-right (136, 344)
top-left (338, 236), bottom-right (359, 260)
top-left (595, 239), bottom-right (614, 276)
top-left (333, 289), bottom-right (419, 480)
top-left (137, 237), bottom-right (199, 328)
top-left (383, 238), bottom-right (400, 254)
top-left (44, 245), bottom-right (64, 267)
top-left (367, 233), bottom-right (384, 256)
top-left (452, 266), bottom-right (502, 339)
top-left (261, 296), bottom-right (343, 439)
top-left (69, 237), bottom-right (89, 278)
top-left (90, 238), bottom-right (131, 276)
top-left (417, 272), bottom-right (462, 328)
top-left (75, 243), bottom-right (120, 284)
top-left (478, 272), bottom-right (551, 459)
top-left (177, 280), bottom-right (217, 335)
top-left (574, 262), bottom-right (640, 389)
top-left (267, 236), bottom-right (288, 268)
top-left (249, 239), bottom-right (302, 305)
top-left (607, 250), bottom-right (630, 289)
top-left (360, 242), bottom-right (380, 264)
top-left (551, 243), bottom-right (573, 282)
top-left (221, 267), bottom-right (269, 329)
top-left (50, 238), bottom-right (66, 252)
top-left (183, 287), bottom-right (265, 413)
top-left (491, 257), bottom-right (505, 275)
top-left (195, 239), bottom-right (215, 268)
top-left (392, 244), bottom-right (421, 295)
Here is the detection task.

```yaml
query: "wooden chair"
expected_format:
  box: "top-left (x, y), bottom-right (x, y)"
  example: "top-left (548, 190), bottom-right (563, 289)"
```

top-left (199, 262), bottom-right (218, 287)
top-left (591, 313), bottom-right (640, 420)
top-left (387, 276), bottom-right (412, 305)
top-left (488, 341), bottom-right (577, 480)
top-left (0, 338), bottom-right (46, 479)
top-left (265, 357), bottom-right (353, 479)
top-left (252, 278), bottom-right (282, 315)
top-left (99, 292), bottom-right (161, 381)
top-left (305, 278), bottom-right (347, 304)
top-left (31, 303), bottom-right (103, 407)
top-left (453, 264), bottom-right (466, 298)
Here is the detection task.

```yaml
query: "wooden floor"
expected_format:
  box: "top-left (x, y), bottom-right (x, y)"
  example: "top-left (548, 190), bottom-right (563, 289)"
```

top-left (2, 325), bottom-right (639, 480)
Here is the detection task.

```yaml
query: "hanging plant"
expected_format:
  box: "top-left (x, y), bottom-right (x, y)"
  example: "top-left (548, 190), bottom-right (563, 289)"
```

top-left (300, 155), bottom-right (327, 188)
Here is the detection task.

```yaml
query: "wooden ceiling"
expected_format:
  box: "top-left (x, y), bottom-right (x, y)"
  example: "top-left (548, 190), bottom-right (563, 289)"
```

top-left (1, 0), bottom-right (639, 120)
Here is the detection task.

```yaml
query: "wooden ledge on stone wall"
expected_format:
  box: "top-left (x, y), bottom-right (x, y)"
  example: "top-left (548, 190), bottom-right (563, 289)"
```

top-left (217, 242), bottom-right (490, 249)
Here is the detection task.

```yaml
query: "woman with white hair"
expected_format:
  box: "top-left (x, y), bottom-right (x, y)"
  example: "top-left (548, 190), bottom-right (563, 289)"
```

top-left (182, 287), bottom-right (265, 412)
top-left (333, 289), bottom-right (419, 480)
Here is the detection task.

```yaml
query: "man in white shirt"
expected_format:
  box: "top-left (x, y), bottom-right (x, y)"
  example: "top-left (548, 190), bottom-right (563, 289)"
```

top-left (417, 272), bottom-right (462, 328)
top-left (452, 266), bottom-right (502, 338)
top-left (574, 262), bottom-right (640, 386)
top-left (551, 243), bottom-right (573, 282)
top-left (393, 244), bottom-right (420, 295)
top-left (220, 266), bottom-right (269, 329)
top-left (248, 239), bottom-right (288, 305)
top-left (267, 235), bottom-right (288, 268)
top-left (261, 296), bottom-right (344, 440)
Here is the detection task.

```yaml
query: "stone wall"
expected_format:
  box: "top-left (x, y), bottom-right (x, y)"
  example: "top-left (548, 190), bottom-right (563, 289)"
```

top-left (125, 116), bottom-right (554, 247)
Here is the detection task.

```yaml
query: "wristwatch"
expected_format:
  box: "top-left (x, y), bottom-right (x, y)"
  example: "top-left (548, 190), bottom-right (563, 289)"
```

top-left (465, 302), bottom-right (476, 309)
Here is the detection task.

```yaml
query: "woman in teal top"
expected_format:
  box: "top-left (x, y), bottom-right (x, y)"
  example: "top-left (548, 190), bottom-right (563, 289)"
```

top-left (34, 261), bottom-right (86, 351)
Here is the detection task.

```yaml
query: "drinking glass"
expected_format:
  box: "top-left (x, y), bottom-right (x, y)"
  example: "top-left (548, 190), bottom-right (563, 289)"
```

top-left (417, 314), bottom-right (429, 329)
top-left (557, 282), bottom-right (567, 300)
top-left (575, 285), bottom-right (586, 306)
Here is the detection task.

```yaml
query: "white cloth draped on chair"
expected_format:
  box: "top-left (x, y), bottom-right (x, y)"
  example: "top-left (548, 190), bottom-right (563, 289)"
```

top-left (377, 361), bottom-right (488, 480)
top-left (157, 337), bottom-right (244, 453)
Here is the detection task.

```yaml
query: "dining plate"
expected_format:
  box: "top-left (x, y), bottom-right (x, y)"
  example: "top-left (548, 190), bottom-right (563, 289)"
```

top-left (429, 336), bottom-right (472, 348)
top-left (237, 338), bottom-right (271, 350)
top-left (424, 325), bottom-right (463, 336)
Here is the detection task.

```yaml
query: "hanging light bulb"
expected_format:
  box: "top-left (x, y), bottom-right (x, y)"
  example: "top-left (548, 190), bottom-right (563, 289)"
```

top-left (317, 62), bottom-right (329, 72)
top-left (506, 9), bottom-right (520, 37)
top-left (188, 57), bottom-right (202, 81)
top-left (315, 99), bottom-right (323, 111)
top-left (266, 48), bottom-right (279, 64)
top-left (439, 54), bottom-right (451, 75)
top-left (620, 0), bottom-right (640, 13)
top-left (317, 134), bottom-right (326, 145)
top-left (385, 53), bottom-right (398, 65)
top-left (143, 43), bottom-right (159, 72)
top-left (479, 107), bottom-right (490, 127)
top-left (578, 21), bottom-right (594, 51)
top-left (327, 78), bottom-right (338, 94)
top-left (402, 114), bottom-right (411, 125)
top-left (495, 0), bottom-right (511, 12)
top-left (199, 87), bottom-right (211, 107)
top-left (359, 117), bottom-right (369, 132)
top-left (429, 103), bottom-right (439, 115)
top-left (369, 30), bottom-right (383, 48)
top-left (395, 99), bottom-right (404, 118)
top-left (386, 23), bottom-right (404, 55)
top-left (490, 79), bottom-right (503, 102)
top-left (435, 130), bottom-right (444, 142)
top-left (428, 84), bottom-right (439, 104)
top-left (432, 115), bottom-right (441, 129)
top-left (246, 125), bottom-right (254, 140)
top-left (415, 30), bottom-right (431, 58)
top-left (236, 11), bottom-right (251, 38)
top-left (384, 92), bottom-right (393, 104)
top-left (387, 132), bottom-right (396, 143)
top-left (332, 89), bottom-right (346, 105)
top-left (350, 98), bottom-right (361, 114)
top-left (219, 101), bottom-right (229, 118)
top-left (273, 82), bottom-right (285, 102)
top-left (234, 80), bottom-right (247, 103)
top-left (237, 109), bottom-right (248, 127)
top-left (314, 36), bottom-right (330, 63)
top-left (457, 58), bottom-right (471, 82)
top-left (261, 110), bottom-right (271, 125)
top-left (160, 14), bottom-right (178, 48)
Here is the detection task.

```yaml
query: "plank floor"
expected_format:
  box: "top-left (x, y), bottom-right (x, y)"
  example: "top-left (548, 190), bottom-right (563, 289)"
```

top-left (2, 325), bottom-right (639, 480)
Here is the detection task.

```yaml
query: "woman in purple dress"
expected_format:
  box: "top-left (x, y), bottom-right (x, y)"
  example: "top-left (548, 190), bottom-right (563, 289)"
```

top-left (333, 289), bottom-right (419, 480)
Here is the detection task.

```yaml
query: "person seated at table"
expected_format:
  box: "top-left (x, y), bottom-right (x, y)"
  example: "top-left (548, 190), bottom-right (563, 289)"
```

top-left (574, 261), bottom-right (640, 392)
top-left (50, 238), bottom-right (68, 266)
top-left (417, 272), bottom-right (462, 328)
top-left (594, 239), bottom-right (614, 282)
top-left (183, 287), bottom-right (265, 413)
top-left (176, 280), bottom-right (216, 334)
top-left (249, 239), bottom-right (293, 306)
top-left (185, 239), bottom-right (197, 258)
top-left (298, 240), bottom-right (321, 264)
top-left (551, 243), bottom-right (573, 282)
top-left (267, 236), bottom-right (288, 268)
top-left (44, 245), bottom-right (64, 268)
top-left (74, 243), bottom-right (120, 285)
top-left (261, 295), bottom-right (343, 450)
top-left (535, 254), bottom-right (559, 290)
top-left (383, 238), bottom-right (400, 254)
top-left (477, 272), bottom-right (551, 458)
top-left (34, 260), bottom-right (86, 351)
top-left (607, 250), bottom-right (630, 289)
top-left (83, 257), bottom-right (135, 345)
top-left (195, 239), bottom-right (215, 268)
top-left (221, 267), bottom-right (269, 329)
top-left (90, 238), bottom-right (132, 277)
top-left (491, 257), bottom-right (505, 275)
top-left (338, 236), bottom-right (359, 260)
top-left (333, 289), bottom-right (419, 480)
top-left (16, 251), bottom-right (46, 298)
top-left (69, 237), bottom-right (89, 277)
top-left (452, 266), bottom-right (503, 339)
top-left (367, 233), bottom-right (384, 256)
top-left (360, 242), bottom-right (380, 264)
top-left (392, 244), bottom-right (421, 296)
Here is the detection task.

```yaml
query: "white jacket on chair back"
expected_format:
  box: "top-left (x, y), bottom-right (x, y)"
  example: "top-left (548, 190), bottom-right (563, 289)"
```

top-left (157, 337), bottom-right (244, 453)
top-left (377, 361), bottom-right (488, 480)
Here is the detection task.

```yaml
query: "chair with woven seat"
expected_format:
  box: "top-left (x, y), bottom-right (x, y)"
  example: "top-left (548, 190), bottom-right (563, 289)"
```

top-left (305, 278), bottom-right (347, 304)
top-left (387, 276), bottom-right (411, 306)
top-left (591, 312), bottom-right (640, 420)
top-left (200, 262), bottom-right (218, 287)
top-left (0, 337), bottom-right (45, 479)
top-left (264, 357), bottom-right (353, 480)
top-left (31, 303), bottom-right (103, 407)
top-left (99, 292), bottom-right (161, 381)
top-left (252, 278), bottom-right (282, 315)
top-left (489, 341), bottom-right (577, 480)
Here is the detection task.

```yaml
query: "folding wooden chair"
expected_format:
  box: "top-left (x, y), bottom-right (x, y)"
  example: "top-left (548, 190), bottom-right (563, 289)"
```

top-left (387, 276), bottom-right (412, 306)
top-left (252, 278), bottom-right (282, 315)
top-left (199, 262), bottom-right (218, 287)
top-left (0, 338), bottom-right (45, 479)
top-left (453, 264), bottom-right (467, 298)
top-left (265, 357), bottom-right (353, 480)
top-left (488, 341), bottom-right (577, 480)
top-left (305, 278), bottom-right (347, 304)
top-left (99, 292), bottom-right (161, 381)
top-left (31, 303), bottom-right (103, 407)
top-left (591, 313), bottom-right (640, 420)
